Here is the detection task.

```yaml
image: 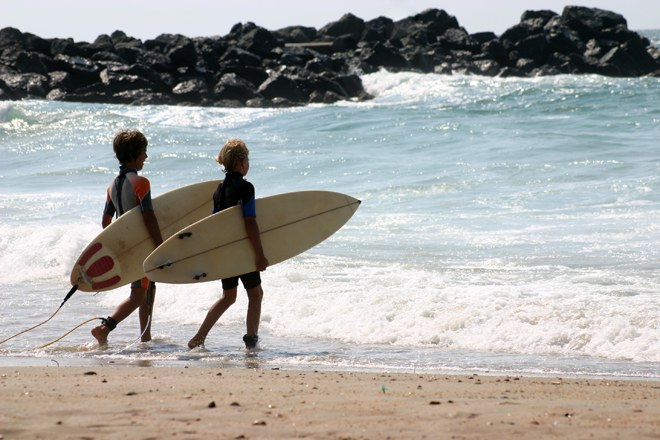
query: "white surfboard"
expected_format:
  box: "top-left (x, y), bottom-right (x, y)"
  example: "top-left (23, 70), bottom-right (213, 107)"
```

top-left (70, 180), bottom-right (221, 292)
top-left (143, 191), bottom-right (361, 284)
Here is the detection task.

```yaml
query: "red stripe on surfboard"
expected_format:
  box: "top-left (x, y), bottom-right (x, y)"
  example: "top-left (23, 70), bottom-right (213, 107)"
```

top-left (79, 243), bottom-right (102, 266)
top-left (87, 256), bottom-right (114, 277)
top-left (92, 276), bottom-right (121, 290)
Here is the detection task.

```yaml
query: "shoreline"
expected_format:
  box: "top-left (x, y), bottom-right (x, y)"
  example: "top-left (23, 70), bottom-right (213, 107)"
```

top-left (2, 365), bottom-right (659, 439)
top-left (1, 355), bottom-right (660, 383)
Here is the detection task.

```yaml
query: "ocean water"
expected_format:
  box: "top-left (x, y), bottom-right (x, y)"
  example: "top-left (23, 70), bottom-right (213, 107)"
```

top-left (1, 32), bottom-right (660, 378)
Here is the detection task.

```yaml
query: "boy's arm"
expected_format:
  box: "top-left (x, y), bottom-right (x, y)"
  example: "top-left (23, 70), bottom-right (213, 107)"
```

top-left (142, 210), bottom-right (164, 247)
top-left (244, 216), bottom-right (268, 271)
top-left (102, 213), bottom-right (113, 229)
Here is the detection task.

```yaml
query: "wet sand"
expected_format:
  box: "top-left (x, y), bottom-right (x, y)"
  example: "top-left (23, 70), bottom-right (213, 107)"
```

top-left (1, 366), bottom-right (659, 439)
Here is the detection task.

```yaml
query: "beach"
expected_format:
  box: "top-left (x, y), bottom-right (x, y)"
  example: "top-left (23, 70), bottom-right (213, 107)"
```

top-left (1, 366), bottom-right (659, 439)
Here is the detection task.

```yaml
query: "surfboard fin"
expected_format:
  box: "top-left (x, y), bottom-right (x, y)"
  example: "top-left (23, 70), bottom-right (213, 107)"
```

top-left (156, 261), bottom-right (172, 270)
top-left (177, 232), bottom-right (193, 239)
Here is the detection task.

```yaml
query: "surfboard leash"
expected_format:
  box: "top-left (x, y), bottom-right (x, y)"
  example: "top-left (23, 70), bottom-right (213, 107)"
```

top-left (0, 282), bottom-right (80, 346)
top-left (30, 317), bottom-right (103, 350)
top-left (111, 281), bottom-right (156, 356)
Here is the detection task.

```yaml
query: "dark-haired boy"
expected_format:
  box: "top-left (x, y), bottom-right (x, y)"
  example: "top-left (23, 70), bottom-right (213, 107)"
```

top-left (91, 129), bottom-right (163, 346)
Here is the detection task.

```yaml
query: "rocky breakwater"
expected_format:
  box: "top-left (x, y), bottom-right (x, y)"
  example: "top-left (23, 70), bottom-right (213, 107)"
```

top-left (1, 6), bottom-right (658, 107)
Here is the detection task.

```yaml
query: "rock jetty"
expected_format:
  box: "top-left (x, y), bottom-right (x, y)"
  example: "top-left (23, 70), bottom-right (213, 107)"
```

top-left (1, 6), bottom-right (658, 107)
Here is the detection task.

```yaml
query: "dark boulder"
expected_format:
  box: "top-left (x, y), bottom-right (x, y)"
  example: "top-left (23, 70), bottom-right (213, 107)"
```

top-left (322, 90), bottom-right (345, 104)
top-left (52, 54), bottom-right (102, 87)
top-left (257, 73), bottom-right (304, 102)
top-left (167, 39), bottom-right (198, 68)
top-left (546, 26), bottom-right (585, 55)
top-left (220, 46), bottom-right (262, 67)
top-left (48, 71), bottom-right (73, 91)
top-left (471, 32), bottom-right (497, 44)
top-left (513, 34), bottom-right (549, 65)
top-left (110, 31), bottom-right (146, 50)
top-left (437, 28), bottom-right (480, 53)
top-left (333, 74), bottom-right (364, 97)
top-left (0, 72), bottom-right (49, 98)
top-left (365, 16), bottom-right (395, 41)
top-left (90, 35), bottom-right (115, 53)
top-left (226, 22), bottom-right (260, 42)
top-left (91, 51), bottom-right (126, 63)
top-left (401, 29), bottom-right (436, 47)
top-left (481, 39), bottom-right (507, 61)
top-left (1, 49), bottom-right (51, 75)
top-left (100, 68), bottom-right (160, 94)
top-left (360, 42), bottom-right (409, 69)
top-left (295, 74), bottom-right (348, 101)
top-left (412, 9), bottom-right (459, 36)
top-left (500, 22), bottom-right (540, 45)
top-left (319, 13), bottom-right (365, 41)
top-left (560, 6), bottom-right (627, 41)
top-left (50, 38), bottom-right (88, 57)
top-left (401, 46), bottom-right (435, 72)
top-left (213, 73), bottom-right (259, 103)
top-left (0, 27), bottom-right (28, 52)
top-left (138, 51), bottom-right (175, 73)
top-left (599, 25), bottom-right (641, 45)
top-left (172, 77), bottom-right (212, 105)
top-left (330, 35), bottom-right (358, 53)
top-left (473, 59), bottom-right (501, 76)
top-left (520, 10), bottom-right (558, 25)
top-left (215, 64), bottom-right (269, 88)
top-left (546, 52), bottom-right (576, 73)
top-left (275, 26), bottom-right (317, 44)
top-left (516, 58), bottom-right (537, 74)
top-left (238, 27), bottom-right (281, 56)
top-left (305, 55), bottom-right (334, 74)
top-left (280, 45), bottom-right (318, 62)
top-left (600, 38), bottom-right (660, 76)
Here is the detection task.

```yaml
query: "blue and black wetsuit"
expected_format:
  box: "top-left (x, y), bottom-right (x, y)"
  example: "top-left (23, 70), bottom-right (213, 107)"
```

top-left (213, 172), bottom-right (261, 290)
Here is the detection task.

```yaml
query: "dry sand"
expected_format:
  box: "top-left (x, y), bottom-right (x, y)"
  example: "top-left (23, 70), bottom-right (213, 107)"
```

top-left (1, 366), bottom-right (659, 439)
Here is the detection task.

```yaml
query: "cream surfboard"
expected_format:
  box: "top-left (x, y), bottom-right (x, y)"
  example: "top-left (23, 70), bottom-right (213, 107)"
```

top-left (143, 191), bottom-right (360, 284)
top-left (70, 180), bottom-right (221, 292)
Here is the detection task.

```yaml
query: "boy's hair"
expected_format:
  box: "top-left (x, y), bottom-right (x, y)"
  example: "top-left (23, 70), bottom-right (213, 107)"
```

top-left (216, 139), bottom-right (249, 173)
top-left (113, 130), bottom-right (148, 164)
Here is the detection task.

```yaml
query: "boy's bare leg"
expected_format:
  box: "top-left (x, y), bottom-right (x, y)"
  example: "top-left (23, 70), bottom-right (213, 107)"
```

top-left (91, 287), bottom-right (148, 346)
top-left (188, 287), bottom-right (238, 349)
top-left (139, 283), bottom-right (155, 342)
top-left (246, 285), bottom-right (263, 338)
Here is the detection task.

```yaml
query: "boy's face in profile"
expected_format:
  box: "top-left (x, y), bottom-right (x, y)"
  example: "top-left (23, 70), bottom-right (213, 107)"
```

top-left (134, 147), bottom-right (148, 171)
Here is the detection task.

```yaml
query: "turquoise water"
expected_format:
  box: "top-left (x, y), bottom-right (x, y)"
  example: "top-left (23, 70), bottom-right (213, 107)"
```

top-left (1, 34), bottom-right (660, 376)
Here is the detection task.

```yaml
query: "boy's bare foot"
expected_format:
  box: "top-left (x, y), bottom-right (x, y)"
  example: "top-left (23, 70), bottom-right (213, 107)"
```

top-left (188, 334), bottom-right (205, 349)
top-left (91, 325), bottom-right (110, 346)
top-left (141, 333), bottom-right (152, 343)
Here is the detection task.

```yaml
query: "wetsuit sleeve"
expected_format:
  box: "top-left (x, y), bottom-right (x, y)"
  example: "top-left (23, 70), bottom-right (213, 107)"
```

top-left (127, 174), bottom-right (154, 212)
top-left (103, 187), bottom-right (117, 218)
top-left (242, 196), bottom-right (256, 218)
top-left (241, 182), bottom-right (256, 218)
